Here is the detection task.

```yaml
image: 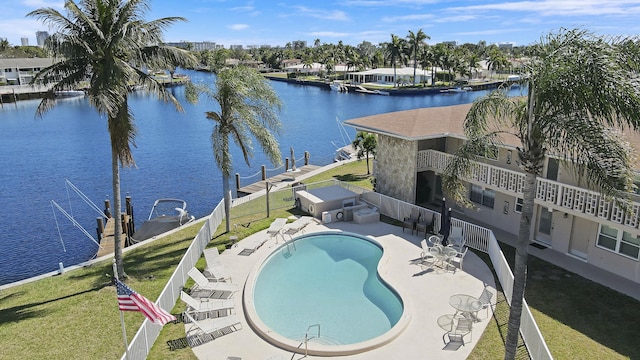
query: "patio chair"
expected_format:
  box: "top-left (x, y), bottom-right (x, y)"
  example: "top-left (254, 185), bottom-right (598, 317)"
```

top-left (420, 239), bottom-right (436, 265)
top-left (442, 317), bottom-right (473, 348)
top-left (402, 208), bottom-right (420, 234)
top-left (448, 246), bottom-right (468, 272)
top-left (473, 288), bottom-right (494, 320)
top-left (187, 268), bottom-right (239, 299)
top-left (180, 291), bottom-right (235, 320)
top-left (449, 226), bottom-right (464, 250)
top-left (183, 311), bottom-right (242, 347)
top-left (203, 247), bottom-right (231, 282)
top-left (415, 211), bottom-right (435, 238)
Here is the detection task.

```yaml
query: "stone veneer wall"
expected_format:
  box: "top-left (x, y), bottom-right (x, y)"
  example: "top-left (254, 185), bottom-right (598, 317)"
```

top-left (376, 134), bottom-right (417, 203)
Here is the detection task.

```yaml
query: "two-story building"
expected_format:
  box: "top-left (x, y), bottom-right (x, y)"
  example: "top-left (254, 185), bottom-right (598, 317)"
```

top-left (0, 58), bottom-right (58, 85)
top-left (344, 103), bottom-right (640, 284)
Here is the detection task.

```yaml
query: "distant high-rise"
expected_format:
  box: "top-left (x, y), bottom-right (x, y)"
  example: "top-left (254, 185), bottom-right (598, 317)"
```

top-left (21, 37), bottom-right (29, 46)
top-left (36, 31), bottom-right (50, 47)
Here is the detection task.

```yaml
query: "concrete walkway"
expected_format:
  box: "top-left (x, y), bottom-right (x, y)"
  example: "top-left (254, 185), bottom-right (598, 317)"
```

top-left (189, 219), bottom-right (496, 360)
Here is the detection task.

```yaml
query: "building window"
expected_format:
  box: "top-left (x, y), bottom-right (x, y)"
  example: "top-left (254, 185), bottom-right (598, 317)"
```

top-left (597, 224), bottom-right (640, 260)
top-left (514, 198), bottom-right (523, 213)
top-left (470, 184), bottom-right (495, 208)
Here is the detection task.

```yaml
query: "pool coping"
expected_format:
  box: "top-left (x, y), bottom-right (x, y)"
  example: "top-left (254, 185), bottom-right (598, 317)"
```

top-left (242, 231), bottom-right (412, 356)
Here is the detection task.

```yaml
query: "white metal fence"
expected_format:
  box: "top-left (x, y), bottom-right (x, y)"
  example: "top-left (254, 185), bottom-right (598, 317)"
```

top-left (122, 181), bottom-right (552, 360)
top-left (361, 188), bottom-right (552, 360)
top-left (121, 199), bottom-right (225, 360)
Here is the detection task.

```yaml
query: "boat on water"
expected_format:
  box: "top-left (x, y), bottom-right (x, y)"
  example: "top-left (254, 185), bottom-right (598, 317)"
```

top-left (131, 198), bottom-right (195, 242)
top-left (442, 87), bottom-right (472, 93)
top-left (329, 80), bottom-right (348, 92)
top-left (54, 90), bottom-right (85, 98)
top-left (355, 86), bottom-right (390, 96)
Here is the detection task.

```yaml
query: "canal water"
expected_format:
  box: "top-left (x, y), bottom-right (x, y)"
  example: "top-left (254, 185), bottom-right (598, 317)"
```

top-left (0, 70), bottom-right (524, 285)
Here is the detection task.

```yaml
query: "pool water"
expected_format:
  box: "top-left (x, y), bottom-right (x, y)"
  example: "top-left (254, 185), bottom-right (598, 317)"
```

top-left (252, 232), bottom-right (404, 345)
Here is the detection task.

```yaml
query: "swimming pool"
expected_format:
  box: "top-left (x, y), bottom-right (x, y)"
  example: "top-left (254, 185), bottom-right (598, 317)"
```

top-left (244, 231), bottom-right (409, 356)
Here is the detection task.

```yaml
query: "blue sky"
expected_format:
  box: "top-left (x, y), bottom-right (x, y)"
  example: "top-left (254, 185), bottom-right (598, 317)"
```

top-left (4, 0), bottom-right (640, 48)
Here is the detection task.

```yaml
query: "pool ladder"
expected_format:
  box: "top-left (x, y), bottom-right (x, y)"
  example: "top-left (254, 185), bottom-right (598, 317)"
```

top-left (282, 239), bottom-right (297, 258)
top-left (298, 324), bottom-right (320, 357)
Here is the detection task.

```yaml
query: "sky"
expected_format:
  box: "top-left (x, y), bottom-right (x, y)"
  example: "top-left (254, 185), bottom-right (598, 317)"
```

top-left (4, 0), bottom-right (640, 48)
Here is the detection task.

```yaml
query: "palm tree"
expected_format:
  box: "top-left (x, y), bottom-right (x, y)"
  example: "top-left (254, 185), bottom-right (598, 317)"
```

top-left (28, 0), bottom-right (196, 279)
top-left (352, 132), bottom-right (377, 174)
top-left (385, 34), bottom-right (405, 87)
top-left (486, 48), bottom-right (507, 79)
top-left (442, 28), bottom-right (640, 360)
top-left (185, 66), bottom-right (283, 232)
top-left (406, 29), bottom-right (430, 85)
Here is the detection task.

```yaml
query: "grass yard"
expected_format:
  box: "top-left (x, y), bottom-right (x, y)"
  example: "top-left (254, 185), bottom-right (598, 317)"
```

top-left (1, 158), bottom-right (638, 359)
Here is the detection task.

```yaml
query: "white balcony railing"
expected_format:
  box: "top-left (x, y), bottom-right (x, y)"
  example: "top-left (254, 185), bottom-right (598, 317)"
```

top-left (418, 149), bottom-right (640, 231)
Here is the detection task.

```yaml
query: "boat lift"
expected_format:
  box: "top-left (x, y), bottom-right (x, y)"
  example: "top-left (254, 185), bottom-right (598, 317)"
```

top-left (51, 179), bottom-right (105, 254)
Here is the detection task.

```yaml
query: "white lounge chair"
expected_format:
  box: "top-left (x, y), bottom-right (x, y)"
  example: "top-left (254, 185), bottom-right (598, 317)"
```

top-left (473, 288), bottom-right (494, 320)
top-left (281, 216), bottom-right (314, 240)
top-left (187, 268), bottom-right (238, 299)
top-left (203, 247), bottom-right (231, 282)
top-left (180, 291), bottom-right (235, 320)
top-left (449, 226), bottom-right (465, 250)
top-left (239, 218), bottom-right (288, 254)
top-left (183, 311), bottom-right (242, 347)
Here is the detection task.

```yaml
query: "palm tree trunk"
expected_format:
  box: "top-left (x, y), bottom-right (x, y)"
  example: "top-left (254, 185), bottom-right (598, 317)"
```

top-left (222, 172), bottom-right (232, 233)
top-left (111, 146), bottom-right (125, 279)
top-left (504, 170), bottom-right (536, 359)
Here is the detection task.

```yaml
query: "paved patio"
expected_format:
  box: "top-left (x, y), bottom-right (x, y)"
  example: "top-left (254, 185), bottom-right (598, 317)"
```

top-left (189, 218), bottom-right (496, 360)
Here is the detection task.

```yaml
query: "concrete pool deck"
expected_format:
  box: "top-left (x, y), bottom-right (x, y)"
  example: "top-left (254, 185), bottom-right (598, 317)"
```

top-left (189, 218), bottom-right (496, 360)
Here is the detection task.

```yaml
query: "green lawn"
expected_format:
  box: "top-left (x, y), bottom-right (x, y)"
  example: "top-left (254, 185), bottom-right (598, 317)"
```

top-left (1, 158), bottom-right (638, 359)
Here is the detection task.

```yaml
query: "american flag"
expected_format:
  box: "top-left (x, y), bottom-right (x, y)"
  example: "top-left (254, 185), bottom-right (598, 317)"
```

top-left (115, 279), bottom-right (176, 325)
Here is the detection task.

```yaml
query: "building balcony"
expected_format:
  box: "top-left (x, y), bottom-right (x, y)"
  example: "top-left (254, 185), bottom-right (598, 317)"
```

top-left (418, 149), bottom-right (640, 232)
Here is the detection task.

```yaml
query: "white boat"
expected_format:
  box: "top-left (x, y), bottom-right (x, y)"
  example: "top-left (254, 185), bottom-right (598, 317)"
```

top-left (131, 198), bottom-right (195, 242)
top-left (355, 86), bottom-right (390, 96)
top-left (330, 80), bottom-right (348, 92)
top-left (54, 90), bottom-right (85, 98)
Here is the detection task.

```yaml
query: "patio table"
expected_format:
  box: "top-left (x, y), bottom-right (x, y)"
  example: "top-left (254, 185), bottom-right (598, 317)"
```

top-left (437, 314), bottom-right (462, 332)
top-left (449, 294), bottom-right (482, 319)
top-left (430, 245), bottom-right (458, 269)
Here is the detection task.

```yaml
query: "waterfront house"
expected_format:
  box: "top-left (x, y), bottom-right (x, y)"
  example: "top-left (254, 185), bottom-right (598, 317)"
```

top-left (346, 67), bottom-right (433, 87)
top-left (344, 104), bottom-right (640, 284)
top-left (0, 58), bottom-right (58, 85)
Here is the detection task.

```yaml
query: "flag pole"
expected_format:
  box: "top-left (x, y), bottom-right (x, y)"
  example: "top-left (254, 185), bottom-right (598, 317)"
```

top-left (113, 259), bottom-right (130, 360)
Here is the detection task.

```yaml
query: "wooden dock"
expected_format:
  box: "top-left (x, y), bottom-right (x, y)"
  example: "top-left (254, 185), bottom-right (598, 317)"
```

top-left (96, 215), bottom-right (131, 258)
top-left (237, 164), bottom-right (321, 197)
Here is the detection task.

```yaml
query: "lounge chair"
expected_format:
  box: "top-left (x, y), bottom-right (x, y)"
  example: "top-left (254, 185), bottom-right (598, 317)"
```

top-left (183, 311), bottom-right (242, 347)
top-left (266, 218), bottom-right (288, 238)
top-left (415, 211), bottom-right (435, 238)
top-left (187, 268), bottom-right (238, 299)
top-left (203, 247), bottom-right (231, 282)
top-left (402, 208), bottom-right (420, 234)
top-left (281, 216), bottom-right (314, 240)
top-left (442, 317), bottom-right (473, 348)
top-left (180, 291), bottom-right (235, 320)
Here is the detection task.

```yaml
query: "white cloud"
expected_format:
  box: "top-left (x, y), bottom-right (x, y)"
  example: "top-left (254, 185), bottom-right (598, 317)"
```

top-left (382, 14), bottom-right (434, 22)
top-left (228, 24), bottom-right (250, 30)
top-left (446, 0), bottom-right (640, 17)
top-left (291, 6), bottom-right (349, 21)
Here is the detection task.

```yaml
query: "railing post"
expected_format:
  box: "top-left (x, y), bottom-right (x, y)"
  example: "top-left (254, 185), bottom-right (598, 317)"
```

top-left (285, 158), bottom-right (289, 171)
top-left (235, 173), bottom-right (240, 191)
top-left (305, 151), bottom-right (310, 165)
top-left (261, 165), bottom-right (266, 180)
